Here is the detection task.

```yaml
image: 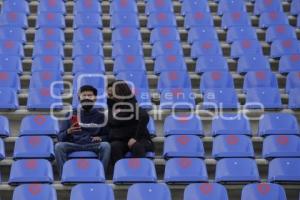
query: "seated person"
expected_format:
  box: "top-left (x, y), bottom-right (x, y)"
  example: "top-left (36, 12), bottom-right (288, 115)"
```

top-left (107, 80), bottom-right (154, 165)
top-left (55, 85), bottom-right (110, 176)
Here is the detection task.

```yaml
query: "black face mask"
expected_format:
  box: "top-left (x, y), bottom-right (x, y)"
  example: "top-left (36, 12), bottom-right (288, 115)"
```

top-left (80, 99), bottom-right (94, 111)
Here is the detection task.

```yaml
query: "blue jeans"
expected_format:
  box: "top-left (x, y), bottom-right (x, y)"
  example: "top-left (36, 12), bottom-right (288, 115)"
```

top-left (54, 142), bottom-right (111, 177)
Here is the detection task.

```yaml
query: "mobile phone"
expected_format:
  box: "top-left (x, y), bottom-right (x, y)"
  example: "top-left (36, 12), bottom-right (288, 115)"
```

top-left (70, 115), bottom-right (80, 128)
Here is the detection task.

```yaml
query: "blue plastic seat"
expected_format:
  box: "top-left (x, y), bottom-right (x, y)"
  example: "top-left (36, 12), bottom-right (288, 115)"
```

top-left (159, 88), bottom-right (195, 110)
top-left (184, 183), bottom-right (229, 200)
top-left (113, 55), bottom-right (145, 74)
top-left (243, 71), bottom-right (278, 93)
top-left (36, 12), bottom-right (65, 29)
top-left (12, 184), bottom-right (57, 200)
top-left (221, 11), bottom-right (251, 29)
top-left (200, 71), bottom-right (234, 93)
top-left (181, 0), bottom-right (210, 16)
top-left (116, 71), bottom-right (149, 90)
top-left (112, 27), bottom-right (141, 44)
top-left (30, 70), bottom-right (63, 93)
top-left (0, 116), bottom-right (10, 137)
top-left (74, 0), bottom-right (101, 14)
top-left (147, 12), bottom-right (177, 29)
top-left (113, 158), bottom-right (157, 184)
top-left (184, 12), bottom-right (214, 29)
top-left (163, 135), bottom-right (204, 159)
top-left (38, 0), bottom-right (66, 14)
top-left (288, 88), bottom-right (300, 109)
top-left (112, 41), bottom-right (143, 59)
top-left (270, 39), bottom-right (300, 58)
top-left (73, 42), bottom-right (103, 59)
top-left (0, 72), bottom-right (21, 92)
top-left (70, 184), bottom-right (114, 200)
top-left (215, 158), bottom-right (260, 183)
top-left (218, 0), bottom-right (246, 16)
top-left (110, 0), bottom-right (138, 15)
top-left (9, 159), bottom-right (54, 185)
top-left (0, 40), bottom-right (24, 57)
top-left (237, 55), bottom-right (271, 74)
top-left (202, 88), bottom-right (239, 109)
top-left (154, 55), bottom-right (187, 74)
top-left (196, 55), bottom-right (228, 73)
top-left (254, 0), bottom-right (283, 15)
top-left (241, 183), bottom-right (287, 200)
top-left (279, 54), bottom-right (300, 73)
top-left (0, 12), bottom-right (28, 28)
top-left (212, 135), bottom-right (254, 159)
top-left (73, 55), bottom-right (105, 74)
top-left (74, 13), bottom-right (102, 29)
top-left (73, 28), bottom-right (103, 44)
top-left (298, 15), bottom-right (300, 28)
top-left (110, 13), bottom-right (139, 29)
top-left (35, 28), bottom-right (65, 44)
top-left (259, 11), bottom-right (289, 28)
top-left (188, 26), bottom-right (218, 44)
top-left (245, 88), bottom-right (282, 109)
top-left (227, 26), bottom-right (258, 44)
top-left (266, 25), bottom-right (297, 43)
top-left (31, 56), bottom-right (64, 74)
top-left (2, 0), bottom-right (29, 15)
top-left (27, 88), bottom-right (63, 110)
top-left (62, 159), bottom-right (105, 184)
top-left (0, 88), bottom-right (19, 110)
top-left (0, 56), bottom-right (23, 74)
top-left (258, 113), bottom-right (299, 136)
top-left (286, 71), bottom-right (300, 93)
top-left (150, 27), bottom-right (180, 44)
top-left (263, 135), bottom-right (300, 159)
top-left (0, 27), bottom-right (26, 44)
top-left (157, 70), bottom-right (191, 93)
top-left (191, 40), bottom-right (223, 59)
top-left (164, 158), bottom-right (208, 183)
top-left (124, 152), bottom-right (155, 159)
top-left (32, 41), bottom-right (64, 58)
top-left (291, 0), bottom-right (300, 15)
top-left (268, 158), bottom-right (300, 182)
top-left (127, 183), bottom-right (171, 200)
top-left (73, 72), bottom-right (106, 91)
top-left (13, 136), bottom-right (54, 159)
top-left (212, 114), bottom-right (252, 136)
top-left (0, 139), bottom-right (5, 160)
top-left (145, 0), bottom-right (173, 15)
top-left (231, 39), bottom-right (263, 59)
top-left (152, 40), bottom-right (183, 58)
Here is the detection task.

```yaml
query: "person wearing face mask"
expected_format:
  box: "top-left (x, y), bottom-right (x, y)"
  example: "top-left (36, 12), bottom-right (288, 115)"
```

top-left (106, 81), bottom-right (154, 165)
top-left (55, 85), bottom-right (111, 177)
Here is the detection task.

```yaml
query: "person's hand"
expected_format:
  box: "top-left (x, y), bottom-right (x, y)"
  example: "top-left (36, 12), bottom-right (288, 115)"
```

top-left (128, 138), bottom-right (137, 148)
top-left (91, 136), bottom-right (102, 143)
top-left (67, 123), bottom-right (81, 134)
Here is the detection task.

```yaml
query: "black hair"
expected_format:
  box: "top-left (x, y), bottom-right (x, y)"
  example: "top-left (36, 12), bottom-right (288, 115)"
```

top-left (79, 85), bottom-right (98, 96)
top-left (109, 80), bottom-right (137, 102)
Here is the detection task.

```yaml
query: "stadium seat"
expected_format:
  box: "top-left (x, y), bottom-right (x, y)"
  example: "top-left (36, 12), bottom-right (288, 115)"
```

top-left (202, 88), bottom-right (239, 109)
top-left (36, 12), bottom-right (65, 29)
top-left (266, 25), bottom-right (297, 43)
top-left (200, 71), bottom-right (234, 93)
top-left (181, 0), bottom-right (210, 16)
top-left (0, 12), bottom-right (28, 28)
top-left (113, 55), bottom-right (146, 74)
top-left (243, 71), bottom-right (278, 93)
top-left (110, 13), bottom-right (139, 29)
top-left (164, 158), bottom-right (208, 183)
top-left (38, 0), bottom-right (66, 14)
top-left (157, 70), bottom-right (191, 93)
top-left (221, 11), bottom-right (251, 29)
top-left (196, 55), bottom-right (229, 73)
top-left (9, 159), bottom-right (54, 185)
top-left (154, 55), bottom-right (187, 74)
top-left (215, 158), bottom-right (260, 183)
top-left (152, 40), bottom-right (183, 58)
top-left (163, 114), bottom-right (204, 136)
top-left (2, 0), bottom-right (29, 15)
top-left (74, 0), bottom-right (102, 14)
top-left (218, 0), bottom-right (246, 16)
top-left (286, 71), bottom-right (300, 93)
top-left (0, 72), bottom-right (21, 92)
top-left (298, 15), bottom-right (300, 28)
top-left (184, 183), bottom-right (229, 200)
top-left (163, 135), bottom-right (204, 159)
top-left (245, 88), bottom-right (282, 109)
top-left (241, 183), bottom-right (287, 200)
top-left (259, 12), bottom-right (289, 28)
top-left (227, 26), bottom-right (258, 44)
top-left (35, 28), bottom-right (65, 44)
top-left (73, 56), bottom-right (105, 74)
top-left (0, 56), bottom-right (23, 74)
top-left (0, 40), bottom-right (24, 58)
top-left (0, 88), bottom-right (19, 110)
top-left (270, 39), bottom-right (300, 58)
top-left (29, 70), bottom-right (63, 93)
top-left (147, 12), bottom-right (177, 29)
top-left (231, 40), bottom-right (263, 59)
top-left (110, 0), bottom-right (138, 15)
top-left (211, 114), bottom-right (252, 136)
top-left (116, 71), bottom-right (149, 90)
top-left (70, 184), bottom-right (114, 200)
top-left (112, 27), bottom-right (141, 44)
top-left (12, 184), bottom-right (57, 200)
top-left (145, 0), bottom-right (173, 15)
top-left (61, 159), bottom-right (105, 184)
top-left (113, 158), bottom-right (157, 183)
top-left (279, 54), bottom-right (300, 74)
top-left (258, 113), bottom-right (299, 136)
top-left (32, 41), bottom-right (64, 58)
top-left (112, 41), bottom-right (143, 59)
top-left (237, 55), bottom-right (271, 74)
top-left (0, 139), bottom-right (5, 160)
top-left (147, 116), bottom-right (156, 137)
top-left (188, 27), bottom-right (218, 44)
top-left (291, 0), bottom-right (300, 15)
top-left (127, 183), bottom-right (171, 200)
top-left (0, 116), bottom-right (10, 137)
top-left (263, 135), bottom-right (300, 159)
top-left (191, 40), bottom-right (223, 59)
top-left (124, 152), bottom-right (155, 159)
top-left (159, 88), bottom-right (196, 109)
top-left (150, 27), bottom-right (180, 44)
top-left (27, 88), bottom-right (63, 110)
top-left (184, 12), bottom-right (214, 29)
top-left (288, 88), bottom-right (300, 109)
top-left (72, 42), bottom-right (103, 59)
top-left (73, 13), bottom-right (102, 29)
top-left (0, 27), bottom-right (26, 44)
top-left (254, 0), bottom-right (283, 15)
top-left (73, 28), bottom-right (103, 44)
top-left (268, 158), bottom-right (300, 182)
top-left (31, 56), bottom-right (64, 74)
top-left (212, 135), bottom-right (255, 159)
top-left (13, 136), bottom-right (55, 160)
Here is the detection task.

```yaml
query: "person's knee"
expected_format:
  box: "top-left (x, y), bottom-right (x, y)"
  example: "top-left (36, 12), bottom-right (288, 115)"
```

top-left (55, 142), bottom-right (66, 153)
top-left (100, 142), bottom-right (111, 153)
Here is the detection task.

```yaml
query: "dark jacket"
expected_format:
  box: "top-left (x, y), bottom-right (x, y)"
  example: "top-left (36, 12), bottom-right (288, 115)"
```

top-left (58, 108), bottom-right (109, 145)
